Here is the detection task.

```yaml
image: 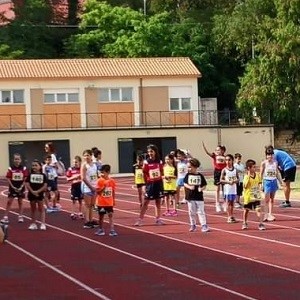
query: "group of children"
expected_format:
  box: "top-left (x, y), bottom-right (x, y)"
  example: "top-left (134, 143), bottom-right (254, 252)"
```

top-left (202, 142), bottom-right (285, 230)
top-left (0, 141), bottom-right (293, 244)
top-left (133, 143), bottom-right (287, 232)
top-left (0, 146), bottom-right (118, 240)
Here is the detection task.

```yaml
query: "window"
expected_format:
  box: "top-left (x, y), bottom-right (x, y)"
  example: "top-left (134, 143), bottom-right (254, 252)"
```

top-left (0, 90), bottom-right (24, 104)
top-left (170, 98), bottom-right (191, 111)
top-left (43, 89), bottom-right (79, 103)
top-left (169, 86), bottom-right (192, 111)
top-left (99, 88), bottom-right (133, 102)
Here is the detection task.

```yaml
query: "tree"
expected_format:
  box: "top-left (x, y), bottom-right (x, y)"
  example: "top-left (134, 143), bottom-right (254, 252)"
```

top-left (212, 0), bottom-right (300, 129)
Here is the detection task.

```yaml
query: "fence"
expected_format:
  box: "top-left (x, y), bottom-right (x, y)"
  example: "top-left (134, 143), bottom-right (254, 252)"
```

top-left (0, 110), bottom-right (271, 131)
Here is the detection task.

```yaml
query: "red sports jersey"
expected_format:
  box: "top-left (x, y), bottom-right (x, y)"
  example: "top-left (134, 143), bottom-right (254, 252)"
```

top-left (212, 153), bottom-right (226, 171)
top-left (6, 165), bottom-right (28, 188)
top-left (143, 159), bottom-right (163, 183)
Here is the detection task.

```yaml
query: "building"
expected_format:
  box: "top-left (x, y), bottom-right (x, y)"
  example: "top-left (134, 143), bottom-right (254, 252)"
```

top-left (0, 57), bottom-right (273, 174)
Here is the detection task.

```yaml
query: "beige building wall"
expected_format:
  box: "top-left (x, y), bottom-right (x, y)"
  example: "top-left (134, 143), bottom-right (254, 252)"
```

top-left (0, 125), bottom-right (274, 175)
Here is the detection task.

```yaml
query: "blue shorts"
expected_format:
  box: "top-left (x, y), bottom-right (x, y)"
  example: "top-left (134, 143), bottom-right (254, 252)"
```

top-left (176, 177), bottom-right (185, 187)
top-left (224, 194), bottom-right (236, 202)
top-left (263, 179), bottom-right (278, 194)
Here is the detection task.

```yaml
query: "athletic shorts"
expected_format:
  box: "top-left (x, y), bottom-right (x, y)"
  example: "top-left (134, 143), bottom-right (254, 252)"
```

top-left (71, 184), bottom-right (83, 202)
top-left (47, 178), bottom-right (58, 192)
top-left (214, 170), bottom-right (222, 186)
top-left (236, 182), bottom-right (243, 196)
top-left (244, 201), bottom-right (261, 211)
top-left (145, 181), bottom-right (164, 200)
top-left (176, 177), bottom-right (185, 187)
top-left (263, 179), bottom-right (278, 194)
top-left (163, 190), bottom-right (176, 195)
top-left (8, 187), bottom-right (25, 199)
top-left (28, 193), bottom-right (44, 202)
top-left (136, 183), bottom-right (145, 189)
top-left (97, 206), bottom-right (113, 215)
top-left (280, 166), bottom-right (296, 182)
top-left (224, 194), bottom-right (236, 202)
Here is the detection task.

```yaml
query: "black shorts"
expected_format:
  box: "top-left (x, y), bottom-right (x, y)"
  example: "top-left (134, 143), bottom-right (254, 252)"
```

top-left (71, 184), bottom-right (83, 202)
top-left (136, 184), bottom-right (145, 189)
top-left (280, 166), bottom-right (296, 182)
top-left (47, 178), bottom-right (58, 192)
top-left (214, 170), bottom-right (222, 186)
top-left (28, 193), bottom-right (44, 202)
top-left (8, 187), bottom-right (25, 199)
top-left (97, 206), bottom-right (113, 215)
top-left (145, 181), bottom-right (164, 200)
top-left (236, 182), bottom-right (243, 196)
top-left (244, 201), bottom-right (261, 211)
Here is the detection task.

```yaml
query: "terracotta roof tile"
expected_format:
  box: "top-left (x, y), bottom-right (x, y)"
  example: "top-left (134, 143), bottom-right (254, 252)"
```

top-left (0, 57), bottom-right (201, 79)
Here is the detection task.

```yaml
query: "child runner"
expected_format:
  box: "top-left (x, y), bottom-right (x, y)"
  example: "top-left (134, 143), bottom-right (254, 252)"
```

top-left (133, 155), bottom-right (145, 208)
top-left (162, 153), bottom-right (177, 216)
top-left (94, 164), bottom-right (117, 236)
top-left (66, 155), bottom-right (84, 220)
top-left (1, 153), bottom-right (28, 224)
top-left (260, 148), bottom-right (282, 222)
top-left (242, 159), bottom-right (266, 230)
top-left (175, 149), bottom-right (190, 206)
top-left (134, 144), bottom-right (164, 226)
top-left (234, 153), bottom-right (245, 208)
top-left (220, 154), bottom-right (239, 223)
top-left (43, 155), bottom-right (59, 213)
top-left (25, 160), bottom-right (47, 230)
top-left (81, 149), bottom-right (98, 229)
top-left (184, 158), bottom-right (209, 232)
top-left (202, 141), bottom-right (226, 212)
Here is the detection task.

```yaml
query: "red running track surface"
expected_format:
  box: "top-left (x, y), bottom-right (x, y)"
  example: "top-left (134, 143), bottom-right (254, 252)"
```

top-left (0, 177), bottom-right (300, 300)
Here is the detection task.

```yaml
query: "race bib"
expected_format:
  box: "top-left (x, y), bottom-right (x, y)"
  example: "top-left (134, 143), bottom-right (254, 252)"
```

top-left (102, 187), bottom-right (112, 198)
top-left (149, 168), bottom-right (161, 179)
top-left (30, 174), bottom-right (44, 184)
top-left (12, 172), bottom-right (23, 181)
top-left (188, 175), bottom-right (201, 186)
top-left (250, 186), bottom-right (261, 200)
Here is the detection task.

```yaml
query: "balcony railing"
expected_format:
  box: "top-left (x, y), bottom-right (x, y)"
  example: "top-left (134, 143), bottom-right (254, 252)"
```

top-left (0, 110), bottom-right (271, 131)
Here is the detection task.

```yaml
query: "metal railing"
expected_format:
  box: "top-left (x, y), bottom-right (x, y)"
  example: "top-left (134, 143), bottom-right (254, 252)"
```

top-left (0, 110), bottom-right (271, 131)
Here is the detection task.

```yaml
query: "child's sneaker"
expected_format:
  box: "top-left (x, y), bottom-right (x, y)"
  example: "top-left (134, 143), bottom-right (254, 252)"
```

top-left (28, 223), bottom-right (38, 230)
top-left (227, 216), bottom-right (237, 223)
top-left (18, 215), bottom-right (24, 223)
top-left (78, 213), bottom-right (84, 219)
top-left (189, 224), bottom-right (197, 232)
top-left (155, 218), bottom-right (164, 225)
top-left (162, 210), bottom-right (172, 216)
top-left (258, 223), bottom-right (266, 231)
top-left (40, 223), bottom-right (47, 230)
top-left (267, 214), bottom-right (276, 222)
top-left (109, 230), bottom-right (118, 237)
top-left (83, 222), bottom-right (93, 229)
top-left (91, 220), bottom-right (99, 227)
top-left (134, 219), bottom-right (143, 226)
top-left (70, 213), bottom-right (77, 220)
top-left (1, 216), bottom-right (9, 224)
top-left (180, 198), bottom-right (187, 204)
top-left (201, 224), bottom-right (209, 232)
top-left (242, 223), bottom-right (248, 230)
top-left (263, 214), bottom-right (268, 222)
top-left (46, 207), bottom-right (54, 213)
top-left (170, 210), bottom-right (178, 216)
top-left (95, 228), bottom-right (105, 236)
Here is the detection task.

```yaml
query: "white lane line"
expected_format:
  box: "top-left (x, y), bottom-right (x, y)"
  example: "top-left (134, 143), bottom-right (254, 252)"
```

top-left (5, 240), bottom-right (111, 300)
top-left (7, 220), bottom-right (257, 300)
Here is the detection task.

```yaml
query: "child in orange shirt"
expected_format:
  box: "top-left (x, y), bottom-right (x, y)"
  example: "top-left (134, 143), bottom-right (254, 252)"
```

top-left (94, 164), bottom-right (117, 236)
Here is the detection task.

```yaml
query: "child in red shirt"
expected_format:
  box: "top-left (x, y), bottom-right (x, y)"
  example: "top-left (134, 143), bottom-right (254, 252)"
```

top-left (94, 164), bottom-right (117, 236)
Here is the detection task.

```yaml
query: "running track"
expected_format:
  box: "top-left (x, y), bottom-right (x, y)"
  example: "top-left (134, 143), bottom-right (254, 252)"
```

top-left (1, 177), bottom-right (300, 300)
